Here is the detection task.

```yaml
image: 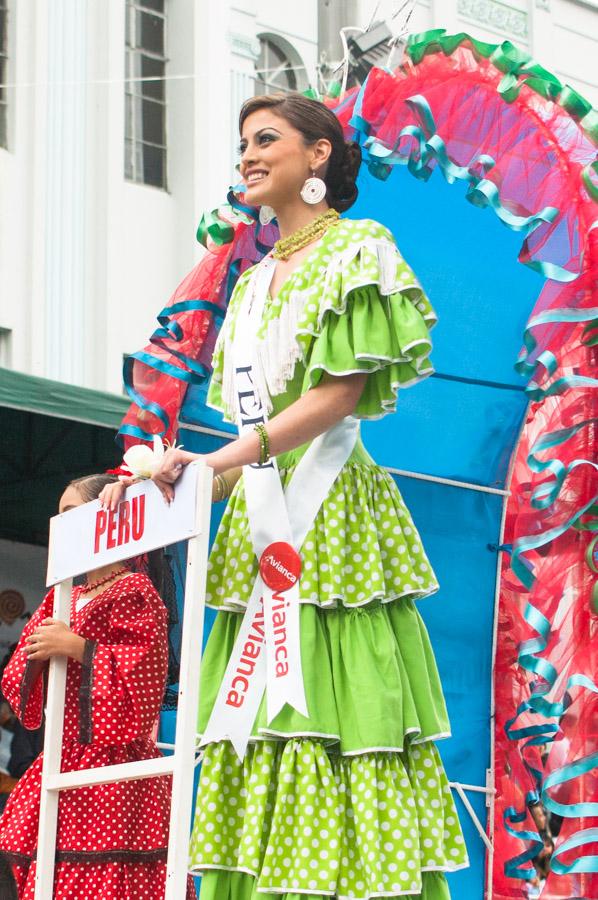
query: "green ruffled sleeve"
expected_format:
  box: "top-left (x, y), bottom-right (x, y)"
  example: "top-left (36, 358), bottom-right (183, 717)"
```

top-left (298, 226), bottom-right (437, 419)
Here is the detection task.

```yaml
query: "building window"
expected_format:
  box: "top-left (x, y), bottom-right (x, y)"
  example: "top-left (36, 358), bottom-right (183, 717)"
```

top-left (0, 1), bottom-right (8, 149)
top-left (124, 0), bottom-right (167, 189)
top-left (0, 327), bottom-right (12, 367)
top-left (255, 35), bottom-right (308, 95)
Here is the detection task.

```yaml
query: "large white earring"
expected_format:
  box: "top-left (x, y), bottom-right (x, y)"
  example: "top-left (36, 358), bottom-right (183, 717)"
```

top-left (259, 205), bottom-right (276, 226)
top-left (300, 171), bottom-right (327, 205)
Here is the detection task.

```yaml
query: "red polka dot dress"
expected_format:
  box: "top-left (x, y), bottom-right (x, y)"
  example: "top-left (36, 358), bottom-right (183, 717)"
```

top-left (0, 573), bottom-right (196, 899)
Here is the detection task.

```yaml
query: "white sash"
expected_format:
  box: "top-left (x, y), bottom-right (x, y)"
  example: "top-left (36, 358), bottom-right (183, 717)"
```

top-left (201, 257), bottom-right (359, 759)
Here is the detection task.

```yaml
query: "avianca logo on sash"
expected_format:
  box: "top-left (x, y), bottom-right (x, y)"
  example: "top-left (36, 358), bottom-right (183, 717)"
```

top-left (271, 591), bottom-right (290, 678)
top-left (94, 496), bottom-right (145, 553)
top-left (259, 541), bottom-right (302, 594)
top-left (262, 555), bottom-right (298, 585)
top-left (259, 542), bottom-right (301, 682)
top-left (226, 599), bottom-right (265, 708)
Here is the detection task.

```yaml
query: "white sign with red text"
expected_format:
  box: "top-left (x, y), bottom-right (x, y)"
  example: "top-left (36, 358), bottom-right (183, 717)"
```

top-left (46, 462), bottom-right (204, 586)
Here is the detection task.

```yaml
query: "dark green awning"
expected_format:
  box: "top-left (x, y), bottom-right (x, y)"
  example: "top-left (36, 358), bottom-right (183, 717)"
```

top-left (0, 367), bottom-right (129, 429)
top-left (0, 368), bottom-right (128, 544)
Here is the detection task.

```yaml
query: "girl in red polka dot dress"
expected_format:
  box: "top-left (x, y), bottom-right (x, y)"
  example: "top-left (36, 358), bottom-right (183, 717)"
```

top-left (0, 474), bottom-right (196, 899)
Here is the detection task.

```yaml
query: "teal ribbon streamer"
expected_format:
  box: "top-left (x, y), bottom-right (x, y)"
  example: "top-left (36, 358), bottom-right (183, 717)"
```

top-left (350, 93), bottom-right (576, 283)
top-left (152, 299), bottom-right (224, 343)
top-left (502, 597), bottom-right (598, 879)
top-left (121, 303), bottom-right (226, 442)
top-left (511, 490), bottom-right (598, 591)
top-left (526, 418), bottom-right (598, 509)
top-left (524, 373), bottom-right (598, 402)
top-left (543, 751), bottom-right (598, 818)
top-left (516, 306), bottom-right (598, 382)
top-left (551, 827), bottom-right (598, 876)
top-left (121, 354), bottom-right (171, 442)
top-left (507, 603), bottom-right (598, 728)
top-left (503, 805), bottom-right (545, 880)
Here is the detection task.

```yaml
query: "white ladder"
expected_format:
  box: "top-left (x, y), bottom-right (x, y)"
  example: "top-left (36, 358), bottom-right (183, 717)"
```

top-left (35, 463), bottom-right (212, 899)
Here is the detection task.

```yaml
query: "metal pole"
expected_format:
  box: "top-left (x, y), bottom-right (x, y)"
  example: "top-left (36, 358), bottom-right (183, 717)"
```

top-left (318, 0), bottom-right (360, 69)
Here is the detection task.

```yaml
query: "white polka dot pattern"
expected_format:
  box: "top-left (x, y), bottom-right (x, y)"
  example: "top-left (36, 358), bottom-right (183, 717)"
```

top-left (0, 574), bottom-right (196, 899)
top-left (189, 740), bottom-right (468, 897)
top-left (206, 464), bottom-right (438, 612)
top-left (191, 216), bottom-right (467, 899)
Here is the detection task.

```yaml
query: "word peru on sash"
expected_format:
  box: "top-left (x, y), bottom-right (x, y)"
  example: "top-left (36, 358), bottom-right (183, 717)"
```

top-left (236, 364), bottom-right (275, 470)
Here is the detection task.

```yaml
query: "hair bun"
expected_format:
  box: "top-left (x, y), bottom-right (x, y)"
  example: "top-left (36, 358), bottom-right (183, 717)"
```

top-left (328, 140), bottom-right (362, 213)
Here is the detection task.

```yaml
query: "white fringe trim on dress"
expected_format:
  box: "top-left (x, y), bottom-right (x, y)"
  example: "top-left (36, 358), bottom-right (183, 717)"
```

top-left (218, 238), bottom-right (433, 423)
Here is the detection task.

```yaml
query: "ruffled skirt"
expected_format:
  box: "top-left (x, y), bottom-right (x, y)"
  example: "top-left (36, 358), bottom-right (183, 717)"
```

top-left (190, 463), bottom-right (468, 898)
top-left (0, 738), bottom-right (196, 899)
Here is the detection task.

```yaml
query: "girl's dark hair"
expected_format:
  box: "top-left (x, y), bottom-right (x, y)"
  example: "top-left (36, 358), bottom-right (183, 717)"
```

top-left (69, 473), bottom-right (118, 503)
top-left (68, 474), bottom-right (181, 704)
top-left (239, 92), bottom-right (362, 213)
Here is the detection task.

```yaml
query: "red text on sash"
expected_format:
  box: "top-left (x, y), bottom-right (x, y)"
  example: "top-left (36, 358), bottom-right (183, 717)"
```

top-left (226, 599), bottom-right (265, 708)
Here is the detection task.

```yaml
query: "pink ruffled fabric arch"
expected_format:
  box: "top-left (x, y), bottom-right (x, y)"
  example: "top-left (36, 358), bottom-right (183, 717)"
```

top-left (331, 31), bottom-right (597, 899)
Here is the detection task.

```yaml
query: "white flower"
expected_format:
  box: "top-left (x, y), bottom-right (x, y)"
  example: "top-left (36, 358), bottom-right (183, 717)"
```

top-left (123, 435), bottom-right (165, 479)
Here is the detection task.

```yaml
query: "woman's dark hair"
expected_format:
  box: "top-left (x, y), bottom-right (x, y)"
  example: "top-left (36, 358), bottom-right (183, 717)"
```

top-left (239, 92), bottom-right (362, 213)
top-left (67, 473), bottom-right (181, 704)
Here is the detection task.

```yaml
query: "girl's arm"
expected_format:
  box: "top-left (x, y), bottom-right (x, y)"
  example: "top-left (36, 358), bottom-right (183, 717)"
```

top-left (1, 593), bottom-right (55, 727)
top-left (78, 586), bottom-right (168, 745)
top-left (24, 619), bottom-right (86, 664)
top-left (151, 372), bottom-right (367, 502)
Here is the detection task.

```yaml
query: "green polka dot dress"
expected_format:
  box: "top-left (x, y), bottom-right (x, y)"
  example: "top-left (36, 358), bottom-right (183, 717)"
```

top-left (189, 219), bottom-right (469, 898)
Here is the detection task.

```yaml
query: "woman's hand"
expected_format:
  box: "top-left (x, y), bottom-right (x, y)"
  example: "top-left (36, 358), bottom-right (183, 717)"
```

top-left (99, 477), bottom-right (138, 511)
top-left (25, 619), bottom-right (86, 663)
top-left (148, 373), bottom-right (366, 505)
top-left (151, 373), bottom-right (366, 503)
top-left (151, 447), bottom-right (198, 503)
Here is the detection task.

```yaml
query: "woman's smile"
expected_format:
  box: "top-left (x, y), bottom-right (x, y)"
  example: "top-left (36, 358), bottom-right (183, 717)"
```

top-left (245, 169), bottom-right (269, 184)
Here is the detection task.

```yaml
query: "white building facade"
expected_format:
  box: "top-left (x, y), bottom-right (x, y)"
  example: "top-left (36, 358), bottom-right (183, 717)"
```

top-left (0, 0), bottom-right (596, 396)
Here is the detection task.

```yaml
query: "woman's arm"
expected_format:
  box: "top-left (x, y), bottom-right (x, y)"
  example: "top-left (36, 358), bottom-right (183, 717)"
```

top-left (216, 466), bottom-right (242, 501)
top-left (99, 466), bottom-right (244, 510)
top-left (152, 372), bottom-right (367, 502)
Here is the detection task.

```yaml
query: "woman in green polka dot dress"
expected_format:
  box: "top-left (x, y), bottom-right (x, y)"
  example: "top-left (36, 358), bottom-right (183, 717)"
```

top-left (151, 93), bottom-right (469, 899)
